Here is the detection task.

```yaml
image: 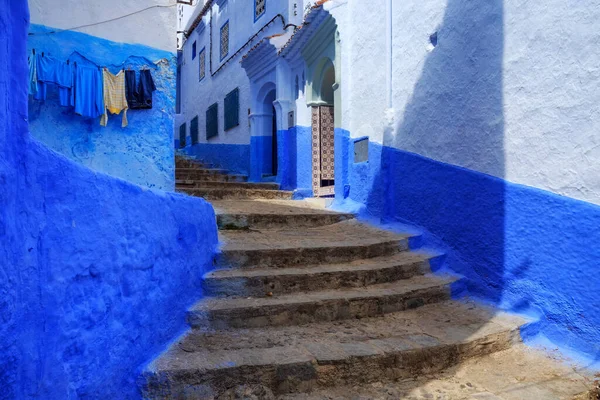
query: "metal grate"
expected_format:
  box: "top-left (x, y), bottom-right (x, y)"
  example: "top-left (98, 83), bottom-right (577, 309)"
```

top-left (220, 21), bottom-right (229, 60)
top-left (179, 123), bottom-right (186, 148)
top-left (206, 103), bottom-right (219, 140)
top-left (255, 0), bottom-right (266, 20)
top-left (190, 116), bottom-right (199, 145)
top-left (199, 48), bottom-right (205, 80)
top-left (224, 88), bottom-right (239, 131)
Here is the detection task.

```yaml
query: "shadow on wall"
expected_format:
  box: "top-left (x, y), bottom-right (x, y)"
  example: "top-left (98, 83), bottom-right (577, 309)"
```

top-left (363, 0), bottom-right (600, 360)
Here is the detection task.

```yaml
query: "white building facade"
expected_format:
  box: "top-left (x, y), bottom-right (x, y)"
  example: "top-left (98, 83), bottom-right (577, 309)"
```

top-left (181, 0), bottom-right (600, 361)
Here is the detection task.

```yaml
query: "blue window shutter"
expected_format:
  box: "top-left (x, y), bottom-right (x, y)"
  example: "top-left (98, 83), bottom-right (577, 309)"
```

top-left (192, 41), bottom-right (197, 60)
top-left (224, 88), bottom-right (239, 131)
top-left (190, 116), bottom-right (199, 145)
top-left (206, 103), bottom-right (219, 140)
top-left (179, 123), bottom-right (186, 148)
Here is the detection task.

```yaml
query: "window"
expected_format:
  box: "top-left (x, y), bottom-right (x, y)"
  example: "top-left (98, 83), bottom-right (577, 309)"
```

top-left (206, 103), bottom-right (219, 140)
top-left (354, 138), bottom-right (369, 163)
top-left (190, 116), bottom-right (199, 145)
top-left (224, 88), bottom-right (239, 131)
top-left (179, 123), bottom-right (186, 148)
top-left (220, 21), bottom-right (229, 60)
top-left (192, 41), bottom-right (197, 60)
top-left (255, 0), bottom-right (266, 21)
top-left (199, 47), bottom-right (206, 81)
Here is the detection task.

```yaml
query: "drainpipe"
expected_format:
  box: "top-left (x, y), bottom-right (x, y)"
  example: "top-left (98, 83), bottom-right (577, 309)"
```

top-left (386, 0), bottom-right (393, 109)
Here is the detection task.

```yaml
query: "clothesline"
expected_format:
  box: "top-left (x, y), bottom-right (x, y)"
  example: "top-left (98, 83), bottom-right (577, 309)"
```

top-left (29, 49), bottom-right (157, 128)
top-left (30, 48), bottom-right (159, 72)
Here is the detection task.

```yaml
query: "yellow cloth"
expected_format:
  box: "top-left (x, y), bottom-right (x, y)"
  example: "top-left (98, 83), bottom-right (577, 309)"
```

top-left (100, 69), bottom-right (128, 127)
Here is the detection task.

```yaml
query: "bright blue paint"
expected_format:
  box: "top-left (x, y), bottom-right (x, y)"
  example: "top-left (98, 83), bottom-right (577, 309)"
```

top-left (294, 126), bottom-right (313, 194)
top-left (181, 142), bottom-right (250, 175)
top-left (334, 136), bottom-right (600, 359)
top-left (1, 4), bottom-right (218, 399)
top-left (27, 24), bottom-right (176, 190)
top-left (276, 129), bottom-right (296, 190)
top-left (250, 135), bottom-right (274, 181)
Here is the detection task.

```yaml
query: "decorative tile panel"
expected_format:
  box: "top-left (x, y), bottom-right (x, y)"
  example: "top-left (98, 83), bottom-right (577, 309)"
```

top-left (255, 0), bottom-right (266, 20)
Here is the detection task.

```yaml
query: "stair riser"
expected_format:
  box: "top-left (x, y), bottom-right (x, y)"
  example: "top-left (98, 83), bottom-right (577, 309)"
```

top-left (188, 284), bottom-right (451, 329)
top-left (217, 213), bottom-right (354, 230)
top-left (203, 260), bottom-right (431, 297)
top-left (175, 174), bottom-right (247, 182)
top-left (175, 161), bottom-right (212, 169)
top-left (175, 170), bottom-right (228, 178)
top-left (140, 329), bottom-right (520, 399)
top-left (184, 190), bottom-right (294, 201)
top-left (215, 240), bottom-right (409, 269)
top-left (177, 182), bottom-right (280, 190)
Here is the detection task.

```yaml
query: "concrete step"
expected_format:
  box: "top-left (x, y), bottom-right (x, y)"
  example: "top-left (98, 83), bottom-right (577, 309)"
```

top-left (176, 181), bottom-right (280, 190)
top-left (203, 252), bottom-right (440, 297)
top-left (141, 301), bottom-right (528, 399)
top-left (216, 220), bottom-right (413, 269)
top-left (180, 187), bottom-right (294, 201)
top-left (175, 167), bottom-right (229, 176)
top-left (174, 157), bottom-right (211, 169)
top-left (188, 275), bottom-right (456, 329)
top-left (175, 174), bottom-right (248, 183)
top-left (213, 200), bottom-right (355, 230)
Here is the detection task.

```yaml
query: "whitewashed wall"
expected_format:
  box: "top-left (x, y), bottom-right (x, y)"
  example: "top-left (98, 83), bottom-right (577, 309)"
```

top-left (177, 0), bottom-right (292, 146)
top-left (333, 0), bottom-right (600, 205)
top-left (29, 0), bottom-right (177, 52)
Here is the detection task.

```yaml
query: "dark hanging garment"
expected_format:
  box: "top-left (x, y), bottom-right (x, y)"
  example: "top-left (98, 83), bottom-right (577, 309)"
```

top-left (137, 69), bottom-right (156, 109)
top-left (125, 70), bottom-right (140, 109)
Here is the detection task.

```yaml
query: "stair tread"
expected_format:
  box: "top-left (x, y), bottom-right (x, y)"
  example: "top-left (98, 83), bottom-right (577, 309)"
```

top-left (205, 251), bottom-right (434, 279)
top-left (147, 300), bottom-right (528, 372)
top-left (176, 167), bottom-right (228, 173)
top-left (219, 219), bottom-right (411, 251)
top-left (191, 274), bottom-right (456, 312)
top-left (177, 182), bottom-right (281, 189)
top-left (212, 199), bottom-right (354, 217)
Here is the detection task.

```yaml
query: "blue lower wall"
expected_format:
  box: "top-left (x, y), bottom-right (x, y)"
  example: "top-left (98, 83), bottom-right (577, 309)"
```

top-left (250, 136), bottom-right (274, 181)
top-left (180, 142), bottom-right (250, 175)
top-left (2, 4), bottom-right (219, 399)
top-left (335, 132), bottom-right (600, 359)
top-left (27, 25), bottom-right (176, 191)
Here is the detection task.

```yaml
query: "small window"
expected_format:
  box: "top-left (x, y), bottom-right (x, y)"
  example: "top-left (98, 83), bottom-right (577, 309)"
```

top-left (220, 21), bottom-right (229, 60)
top-left (354, 138), bottom-right (369, 163)
top-left (179, 123), bottom-right (187, 148)
top-left (255, 0), bottom-right (266, 21)
top-left (199, 47), bottom-right (206, 81)
top-left (192, 41), bottom-right (197, 60)
top-left (206, 103), bottom-right (219, 140)
top-left (190, 116), bottom-right (199, 145)
top-left (294, 75), bottom-right (299, 99)
top-left (224, 88), bottom-right (239, 131)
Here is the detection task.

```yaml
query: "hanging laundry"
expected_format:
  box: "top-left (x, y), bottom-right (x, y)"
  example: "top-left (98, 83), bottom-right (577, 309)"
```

top-left (100, 69), bottom-right (128, 127)
top-left (36, 55), bottom-right (74, 107)
top-left (125, 70), bottom-right (141, 109)
top-left (28, 50), bottom-right (38, 96)
top-left (137, 69), bottom-right (156, 109)
top-left (74, 65), bottom-right (104, 119)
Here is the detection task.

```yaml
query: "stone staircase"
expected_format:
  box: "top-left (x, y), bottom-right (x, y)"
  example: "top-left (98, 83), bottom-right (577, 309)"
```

top-left (136, 157), bottom-right (541, 399)
top-left (175, 156), bottom-right (293, 201)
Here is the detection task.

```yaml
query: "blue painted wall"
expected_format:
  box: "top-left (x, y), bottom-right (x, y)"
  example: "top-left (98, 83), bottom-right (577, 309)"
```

top-left (1, 3), bottom-right (218, 398)
top-left (180, 142), bottom-right (250, 175)
top-left (275, 126), bottom-right (312, 193)
top-left (27, 25), bottom-right (176, 191)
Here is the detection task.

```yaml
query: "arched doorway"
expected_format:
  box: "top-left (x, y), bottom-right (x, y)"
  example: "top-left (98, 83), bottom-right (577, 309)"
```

top-left (311, 58), bottom-right (336, 196)
top-left (262, 89), bottom-right (277, 177)
top-left (250, 83), bottom-right (278, 181)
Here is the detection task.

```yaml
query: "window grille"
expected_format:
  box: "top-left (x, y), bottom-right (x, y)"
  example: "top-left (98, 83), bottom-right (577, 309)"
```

top-left (179, 123), bottom-right (186, 148)
top-left (220, 21), bottom-right (229, 60)
top-left (199, 48), bottom-right (206, 81)
top-left (190, 116), bottom-right (199, 145)
top-left (192, 41), bottom-right (197, 60)
top-left (255, 0), bottom-right (266, 21)
top-left (206, 103), bottom-right (219, 139)
top-left (224, 88), bottom-right (239, 131)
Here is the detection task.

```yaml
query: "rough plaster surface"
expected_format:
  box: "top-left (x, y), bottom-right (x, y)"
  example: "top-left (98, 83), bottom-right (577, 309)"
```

top-left (29, 0), bottom-right (177, 52)
top-left (345, 0), bottom-right (600, 205)
top-left (28, 25), bottom-right (176, 190)
top-left (1, 3), bottom-right (218, 398)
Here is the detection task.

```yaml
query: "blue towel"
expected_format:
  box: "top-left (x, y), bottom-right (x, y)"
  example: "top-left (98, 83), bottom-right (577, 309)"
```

top-left (28, 50), bottom-right (38, 96)
top-left (36, 55), bottom-right (74, 106)
top-left (74, 65), bottom-right (104, 118)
